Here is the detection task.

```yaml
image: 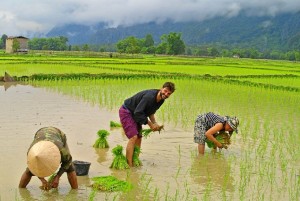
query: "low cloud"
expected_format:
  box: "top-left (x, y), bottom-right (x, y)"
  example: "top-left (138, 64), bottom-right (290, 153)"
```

top-left (1, 0), bottom-right (300, 36)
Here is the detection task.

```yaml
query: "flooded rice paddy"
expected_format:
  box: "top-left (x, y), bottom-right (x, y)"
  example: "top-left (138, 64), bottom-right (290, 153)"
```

top-left (0, 82), bottom-right (299, 201)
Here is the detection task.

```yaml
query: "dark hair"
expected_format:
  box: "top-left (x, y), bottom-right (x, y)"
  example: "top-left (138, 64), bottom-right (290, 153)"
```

top-left (162, 82), bottom-right (176, 92)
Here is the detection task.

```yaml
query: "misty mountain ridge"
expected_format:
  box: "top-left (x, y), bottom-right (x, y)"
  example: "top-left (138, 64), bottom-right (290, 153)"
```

top-left (47, 12), bottom-right (300, 51)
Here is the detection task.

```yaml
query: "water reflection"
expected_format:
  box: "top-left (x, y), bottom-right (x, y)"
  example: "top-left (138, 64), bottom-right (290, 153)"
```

top-left (95, 148), bottom-right (109, 163)
top-left (114, 170), bottom-right (149, 201)
top-left (18, 187), bottom-right (82, 201)
top-left (190, 152), bottom-right (234, 194)
top-left (18, 188), bottom-right (34, 201)
top-left (77, 175), bottom-right (92, 188)
top-left (0, 82), bottom-right (18, 91)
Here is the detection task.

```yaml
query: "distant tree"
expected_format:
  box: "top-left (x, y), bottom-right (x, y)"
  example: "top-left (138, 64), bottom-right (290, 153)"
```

top-left (160, 32), bottom-right (185, 55)
top-left (140, 47), bottom-right (148, 54)
top-left (270, 50), bottom-right (281, 60)
top-left (116, 40), bottom-right (127, 53)
top-left (12, 39), bottom-right (20, 52)
top-left (56, 36), bottom-right (68, 50)
top-left (221, 49), bottom-right (232, 57)
top-left (232, 48), bottom-right (241, 57)
top-left (29, 38), bottom-right (46, 50)
top-left (207, 47), bottom-right (219, 57)
top-left (116, 36), bottom-right (141, 54)
top-left (72, 45), bottom-right (80, 51)
top-left (146, 46), bottom-right (156, 54)
top-left (139, 34), bottom-right (155, 54)
top-left (286, 51), bottom-right (296, 61)
top-left (144, 34), bottom-right (154, 47)
top-left (195, 47), bottom-right (209, 56)
top-left (1, 34), bottom-right (8, 49)
top-left (82, 44), bottom-right (90, 51)
top-left (155, 42), bottom-right (167, 54)
top-left (295, 51), bottom-right (300, 61)
top-left (28, 36), bottom-right (68, 50)
top-left (186, 47), bottom-right (192, 55)
top-left (42, 44), bottom-right (49, 50)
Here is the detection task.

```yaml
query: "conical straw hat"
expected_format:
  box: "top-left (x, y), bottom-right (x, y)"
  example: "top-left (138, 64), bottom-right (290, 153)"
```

top-left (27, 141), bottom-right (61, 177)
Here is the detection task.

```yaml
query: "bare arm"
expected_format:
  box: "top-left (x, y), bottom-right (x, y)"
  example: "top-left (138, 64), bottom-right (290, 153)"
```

top-left (205, 123), bottom-right (223, 148)
top-left (148, 114), bottom-right (160, 131)
top-left (50, 174), bottom-right (60, 188)
top-left (149, 114), bottom-right (157, 124)
top-left (67, 171), bottom-right (78, 189)
top-left (19, 169), bottom-right (32, 188)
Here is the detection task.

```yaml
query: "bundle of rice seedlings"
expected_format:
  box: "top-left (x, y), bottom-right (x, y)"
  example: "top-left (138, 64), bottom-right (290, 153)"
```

top-left (91, 176), bottom-right (132, 192)
top-left (206, 131), bottom-right (231, 149)
top-left (133, 146), bottom-right (142, 167)
top-left (110, 145), bottom-right (129, 170)
top-left (110, 121), bottom-right (122, 128)
top-left (39, 173), bottom-right (57, 190)
top-left (93, 129), bottom-right (110, 148)
top-left (141, 125), bottom-right (164, 138)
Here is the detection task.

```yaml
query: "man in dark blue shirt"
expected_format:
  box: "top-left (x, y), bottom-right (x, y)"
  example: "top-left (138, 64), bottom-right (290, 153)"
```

top-left (119, 82), bottom-right (175, 167)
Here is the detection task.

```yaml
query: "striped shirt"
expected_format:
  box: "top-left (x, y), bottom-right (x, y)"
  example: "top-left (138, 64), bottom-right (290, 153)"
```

top-left (204, 112), bottom-right (226, 130)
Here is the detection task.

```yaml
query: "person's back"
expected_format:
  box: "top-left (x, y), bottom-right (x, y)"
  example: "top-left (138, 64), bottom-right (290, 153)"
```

top-left (19, 126), bottom-right (78, 189)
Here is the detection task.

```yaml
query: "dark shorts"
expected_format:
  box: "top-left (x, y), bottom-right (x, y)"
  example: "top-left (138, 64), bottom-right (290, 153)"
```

top-left (119, 105), bottom-right (142, 139)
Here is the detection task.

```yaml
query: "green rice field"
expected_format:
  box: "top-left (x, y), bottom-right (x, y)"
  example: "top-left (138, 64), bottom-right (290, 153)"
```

top-left (0, 53), bottom-right (299, 200)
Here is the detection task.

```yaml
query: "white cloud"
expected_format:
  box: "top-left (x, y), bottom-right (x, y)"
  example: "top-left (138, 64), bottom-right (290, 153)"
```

top-left (1, 0), bottom-right (300, 36)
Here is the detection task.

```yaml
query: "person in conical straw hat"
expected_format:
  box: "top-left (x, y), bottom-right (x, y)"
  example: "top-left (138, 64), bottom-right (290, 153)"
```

top-left (19, 127), bottom-right (78, 189)
top-left (194, 112), bottom-right (239, 154)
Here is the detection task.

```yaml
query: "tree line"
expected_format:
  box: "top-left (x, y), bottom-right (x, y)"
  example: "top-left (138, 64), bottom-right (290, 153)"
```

top-left (1, 33), bottom-right (299, 61)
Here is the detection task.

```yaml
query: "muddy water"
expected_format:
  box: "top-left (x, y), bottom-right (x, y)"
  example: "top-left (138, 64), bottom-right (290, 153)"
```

top-left (0, 83), bottom-right (236, 200)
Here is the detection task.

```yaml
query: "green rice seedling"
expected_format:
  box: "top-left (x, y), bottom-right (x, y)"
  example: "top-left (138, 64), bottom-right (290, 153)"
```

top-left (47, 173), bottom-right (57, 184)
top-left (38, 173), bottom-right (57, 190)
top-left (91, 175), bottom-right (133, 192)
top-left (133, 146), bottom-right (142, 167)
top-left (141, 125), bottom-right (164, 138)
top-left (206, 131), bottom-right (231, 149)
top-left (110, 145), bottom-right (129, 170)
top-left (110, 121), bottom-right (122, 128)
top-left (88, 189), bottom-right (97, 201)
top-left (141, 128), bottom-right (152, 138)
top-left (93, 129), bottom-right (110, 148)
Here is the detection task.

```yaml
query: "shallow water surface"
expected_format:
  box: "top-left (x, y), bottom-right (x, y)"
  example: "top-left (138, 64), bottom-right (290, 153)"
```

top-left (0, 83), bottom-right (233, 200)
top-left (1, 82), bottom-right (296, 201)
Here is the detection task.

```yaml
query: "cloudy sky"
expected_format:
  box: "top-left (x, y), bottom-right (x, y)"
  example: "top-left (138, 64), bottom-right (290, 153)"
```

top-left (1, 0), bottom-right (300, 36)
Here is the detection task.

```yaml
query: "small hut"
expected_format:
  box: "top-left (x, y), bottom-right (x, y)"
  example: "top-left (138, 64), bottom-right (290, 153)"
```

top-left (6, 36), bottom-right (29, 53)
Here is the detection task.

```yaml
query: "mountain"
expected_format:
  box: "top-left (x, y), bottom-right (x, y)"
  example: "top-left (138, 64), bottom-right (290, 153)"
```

top-left (46, 12), bottom-right (300, 51)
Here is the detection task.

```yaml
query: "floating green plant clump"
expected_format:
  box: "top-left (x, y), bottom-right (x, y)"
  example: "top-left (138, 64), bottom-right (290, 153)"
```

top-left (110, 120), bottom-right (122, 128)
top-left (206, 131), bottom-right (231, 149)
top-left (110, 145), bottom-right (129, 170)
top-left (93, 129), bottom-right (110, 148)
top-left (91, 176), bottom-right (133, 192)
top-left (141, 125), bottom-right (164, 138)
top-left (133, 146), bottom-right (142, 167)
